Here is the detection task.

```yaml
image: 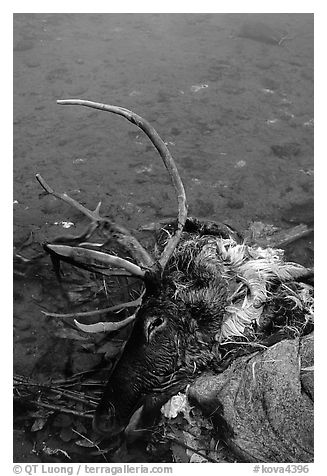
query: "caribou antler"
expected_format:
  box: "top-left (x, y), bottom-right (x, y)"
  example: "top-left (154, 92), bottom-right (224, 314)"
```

top-left (56, 99), bottom-right (188, 272)
top-left (37, 99), bottom-right (188, 333)
top-left (45, 244), bottom-right (146, 278)
top-left (36, 174), bottom-right (153, 271)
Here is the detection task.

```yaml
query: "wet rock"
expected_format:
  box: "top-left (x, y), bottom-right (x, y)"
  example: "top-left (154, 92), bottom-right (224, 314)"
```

top-left (271, 142), bottom-right (301, 159)
top-left (188, 335), bottom-right (314, 463)
top-left (299, 333), bottom-right (314, 400)
top-left (188, 373), bottom-right (222, 415)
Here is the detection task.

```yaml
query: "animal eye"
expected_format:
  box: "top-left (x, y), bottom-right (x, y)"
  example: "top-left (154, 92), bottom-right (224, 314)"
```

top-left (146, 316), bottom-right (166, 342)
top-left (152, 317), bottom-right (165, 328)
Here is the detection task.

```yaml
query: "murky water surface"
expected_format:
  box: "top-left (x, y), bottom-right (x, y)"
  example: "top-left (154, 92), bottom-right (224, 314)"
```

top-left (13, 13), bottom-right (313, 462)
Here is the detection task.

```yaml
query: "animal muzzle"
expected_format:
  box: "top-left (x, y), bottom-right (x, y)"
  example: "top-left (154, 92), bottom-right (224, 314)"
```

top-left (92, 400), bottom-right (126, 439)
top-left (92, 378), bottom-right (146, 441)
top-left (93, 397), bottom-right (152, 449)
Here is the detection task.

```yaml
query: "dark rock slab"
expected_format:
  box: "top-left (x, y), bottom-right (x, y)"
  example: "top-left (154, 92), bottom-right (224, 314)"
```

top-left (188, 335), bottom-right (314, 463)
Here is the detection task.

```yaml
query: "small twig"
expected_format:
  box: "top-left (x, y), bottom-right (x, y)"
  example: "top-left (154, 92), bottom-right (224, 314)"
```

top-left (102, 276), bottom-right (109, 300)
top-left (51, 370), bottom-right (100, 385)
top-left (19, 385), bottom-right (99, 408)
top-left (14, 397), bottom-right (94, 419)
top-left (49, 388), bottom-right (99, 407)
top-left (71, 429), bottom-right (108, 462)
top-left (14, 375), bottom-right (101, 407)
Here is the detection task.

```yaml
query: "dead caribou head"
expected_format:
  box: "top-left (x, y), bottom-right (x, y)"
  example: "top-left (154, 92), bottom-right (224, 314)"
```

top-left (36, 99), bottom-right (196, 440)
top-left (38, 100), bottom-right (313, 446)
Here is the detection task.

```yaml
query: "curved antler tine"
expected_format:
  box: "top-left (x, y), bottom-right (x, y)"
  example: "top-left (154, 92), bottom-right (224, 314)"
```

top-left (74, 313), bottom-right (137, 334)
top-left (42, 290), bottom-right (146, 319)
top-left (57, 99), bottom-right (188, 271)
top-left (45, 244), bottom-right (146, 278)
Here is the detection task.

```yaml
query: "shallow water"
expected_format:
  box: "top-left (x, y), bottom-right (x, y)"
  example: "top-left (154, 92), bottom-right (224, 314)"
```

top-left (13, 13), bottom-right (313, 462)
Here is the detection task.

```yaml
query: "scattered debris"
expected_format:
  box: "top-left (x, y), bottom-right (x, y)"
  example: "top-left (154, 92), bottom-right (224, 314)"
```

top-left (31, 418), bottom-right (48, 432)
top-left (280, 97), bottom-right (292, 105)
top-left (164, 141), bottom-right (176, 146)
top-left (73, 158), bottom-right (86, 164)
top-left (155, 394), bottom-right (225, 463)
top-left (279, 109), bottom-right (295, 120)
top-left (261, 88), bottom-right (274, 95)
top-left (41, 443), bottom-right (71, 460)
top-left (299, 169), bottom-right (314, 176)
top-left (266, 118), bottom-right (279, 125)
top-left (303, 118), bottom-right (314, 128)
top-left (135, 164), bottom-right (153, 174)
top-left (234, 160), bottom-right (246, 168)
top-left (190, 84), bottom-right (208, 93)
top-left (53, 221), bottom-right (75, 228)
